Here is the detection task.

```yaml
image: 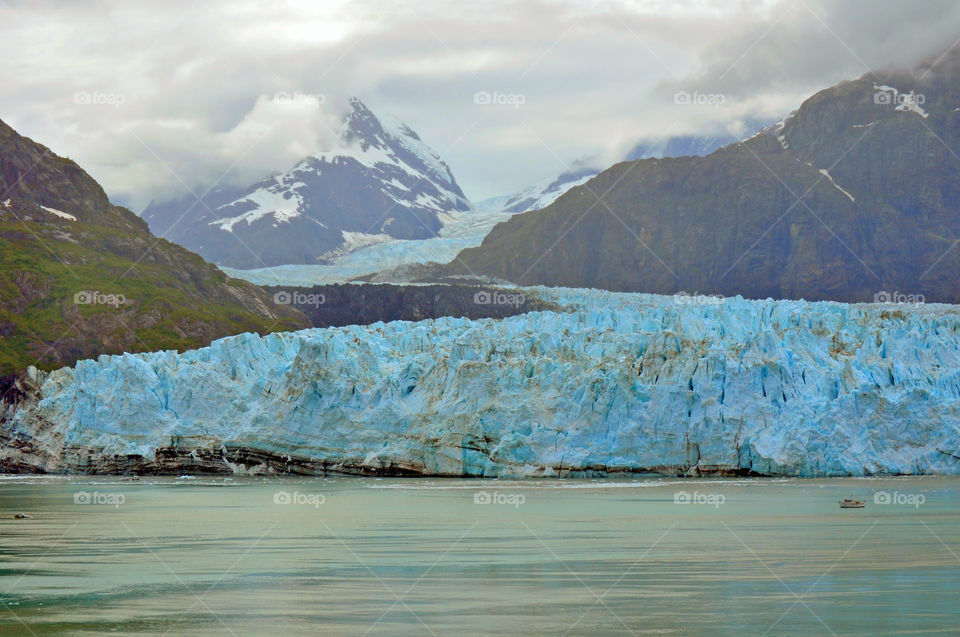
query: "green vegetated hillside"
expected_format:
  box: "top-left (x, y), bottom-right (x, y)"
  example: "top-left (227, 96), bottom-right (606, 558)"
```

top-left (0, 119), bottom-right (308, 376)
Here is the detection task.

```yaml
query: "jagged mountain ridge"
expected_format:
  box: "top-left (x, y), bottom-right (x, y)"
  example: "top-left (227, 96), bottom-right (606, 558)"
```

top-left (475, 125), bottom-right (769, 216)
top-left (446, 50), bottom-right (960, 303)
top-left (143, 98), bottom-right (472, 269)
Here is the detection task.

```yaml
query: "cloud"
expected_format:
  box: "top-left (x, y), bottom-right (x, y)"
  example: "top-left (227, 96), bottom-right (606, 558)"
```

top-left (1, 0), bottom-right (958, 208)
top-left (673, 0), bottom-right (960, 96)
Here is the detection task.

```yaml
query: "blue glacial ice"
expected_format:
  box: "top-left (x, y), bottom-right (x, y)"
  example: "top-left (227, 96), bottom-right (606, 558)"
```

top-left (7, 288), bottom-right (960, 476)
top-left (221, 208), bottom-right (513, 286)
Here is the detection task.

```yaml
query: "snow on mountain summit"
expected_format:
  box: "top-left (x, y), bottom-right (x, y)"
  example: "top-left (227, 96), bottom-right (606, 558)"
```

top-left (142, 98), bottom-right (472, 269)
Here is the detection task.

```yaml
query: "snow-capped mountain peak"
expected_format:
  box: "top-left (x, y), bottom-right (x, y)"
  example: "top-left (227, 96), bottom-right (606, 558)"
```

top-left (143, 98), bottom-right (472, 269)
top-left (304, 98), bottom-right (469, 213)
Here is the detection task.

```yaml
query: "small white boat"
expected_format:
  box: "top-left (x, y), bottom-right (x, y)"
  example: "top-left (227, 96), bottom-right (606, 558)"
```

top-left (839, 498), bottom-right (865, 509)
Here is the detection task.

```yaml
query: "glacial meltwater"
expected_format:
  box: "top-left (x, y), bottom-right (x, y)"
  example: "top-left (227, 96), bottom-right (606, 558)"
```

top-left (0, 476), bottom-right (957, 636)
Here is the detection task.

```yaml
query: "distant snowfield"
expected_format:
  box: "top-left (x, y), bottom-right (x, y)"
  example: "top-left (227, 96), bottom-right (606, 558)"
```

top-left (221, 207), bottom-right (512, 285)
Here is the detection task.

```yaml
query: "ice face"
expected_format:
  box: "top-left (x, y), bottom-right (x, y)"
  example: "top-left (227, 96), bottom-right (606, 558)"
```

top-left (8, 289), bottom-right (960, 477)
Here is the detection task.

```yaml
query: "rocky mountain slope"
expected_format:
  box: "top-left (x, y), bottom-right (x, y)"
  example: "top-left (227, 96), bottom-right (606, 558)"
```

top-left (0, 119), bottom-right (308, 377)
top-left (268, 283), bottom-right (559, 327)
top-left (4, 288), bottom-right (959, 477)
top-left (142, 98), bottom-right (472, 269)
top-left (447, 51), bottom-right (960, 303)
top-left (474, 127), bottom-right (769, 216)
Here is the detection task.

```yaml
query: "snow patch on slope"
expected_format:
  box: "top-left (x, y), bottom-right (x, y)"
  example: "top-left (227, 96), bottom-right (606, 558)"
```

top-left (874, 84), bottom-right (929, 118)
top-left (40, 205), bottom-right (77, 221)
top-left (768, 112), bottom-right (795, 150)
top-left (818, 169), bottom-right (856, 202)
top-left (211, 186), bottom-right (305, 232)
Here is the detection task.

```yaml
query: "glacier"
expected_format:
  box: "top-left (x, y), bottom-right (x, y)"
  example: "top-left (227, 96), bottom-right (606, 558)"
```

top-left (4, 288), bottom-right (960, 477)
top-left (221, 208), bottom-right (513, 285)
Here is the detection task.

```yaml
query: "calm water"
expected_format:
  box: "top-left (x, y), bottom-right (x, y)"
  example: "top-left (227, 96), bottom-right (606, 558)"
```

top-left (0, 476), bottom-right (957, 636)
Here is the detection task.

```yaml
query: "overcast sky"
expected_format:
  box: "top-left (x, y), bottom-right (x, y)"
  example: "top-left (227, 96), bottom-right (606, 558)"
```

top-left (3, 0), bottom-right (960, 209)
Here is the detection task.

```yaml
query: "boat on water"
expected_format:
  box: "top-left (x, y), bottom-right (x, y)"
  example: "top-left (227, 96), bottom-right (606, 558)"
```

top-left (839, 498), bottom-right (865, 509)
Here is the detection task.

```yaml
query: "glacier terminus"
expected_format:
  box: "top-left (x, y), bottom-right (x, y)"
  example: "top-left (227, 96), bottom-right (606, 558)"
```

top-left (4, 288), bottom-right (960, 477)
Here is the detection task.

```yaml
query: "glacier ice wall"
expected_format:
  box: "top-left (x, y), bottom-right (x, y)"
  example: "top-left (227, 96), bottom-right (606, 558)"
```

top-left (6, 289), bottom-right (960, 476)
